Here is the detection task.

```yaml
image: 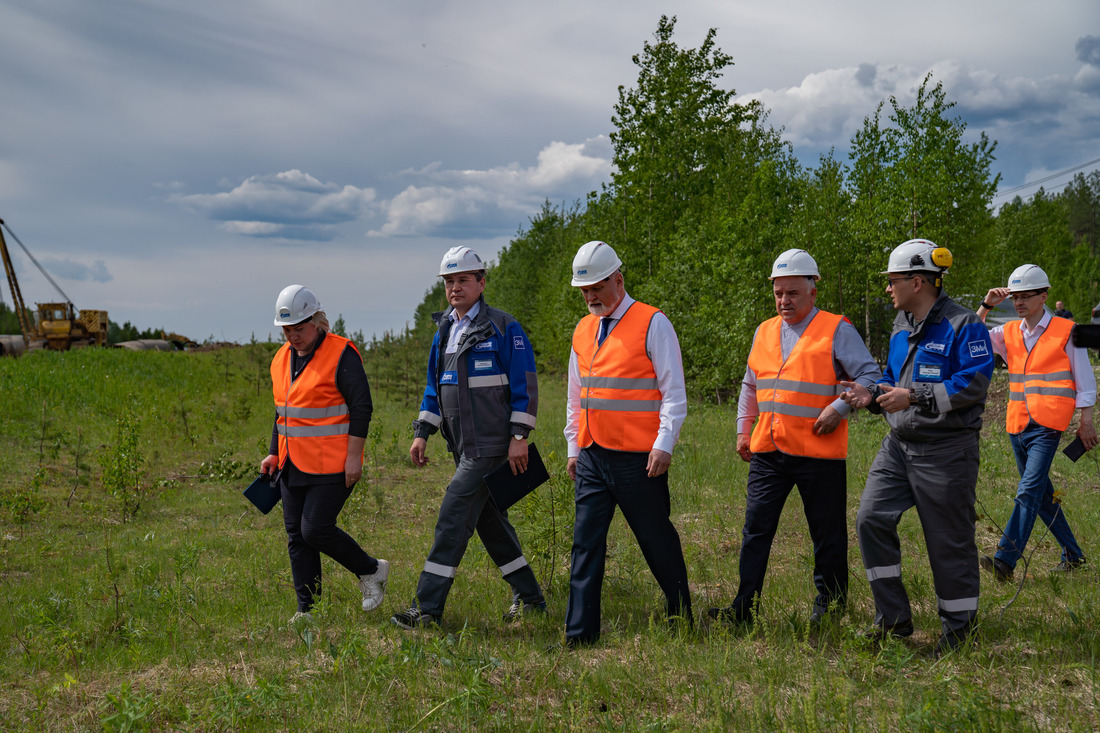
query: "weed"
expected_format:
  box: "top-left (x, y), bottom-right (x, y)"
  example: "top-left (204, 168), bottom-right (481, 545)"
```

top-left (98, 408), bottom-right (146, 522)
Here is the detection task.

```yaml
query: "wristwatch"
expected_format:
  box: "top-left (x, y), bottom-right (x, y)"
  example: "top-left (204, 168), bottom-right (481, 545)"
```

top-left (513, 434), bottom-right (526, 441)
top-left (908, 389), bottom-right (918, 405)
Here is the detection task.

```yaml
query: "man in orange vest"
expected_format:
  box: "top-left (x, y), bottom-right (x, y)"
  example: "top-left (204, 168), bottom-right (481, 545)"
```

top-left (564, 240), bottom-right (691, 646)
top-left (261, 285), bottom-right (389, 626)
top-left (976, 264), bottom-right (1096, 581)
top-left (707, 249), bottom-right (880, 628)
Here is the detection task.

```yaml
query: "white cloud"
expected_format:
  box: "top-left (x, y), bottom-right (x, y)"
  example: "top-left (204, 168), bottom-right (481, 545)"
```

top-left (369, 137), bottom-right (611, 237)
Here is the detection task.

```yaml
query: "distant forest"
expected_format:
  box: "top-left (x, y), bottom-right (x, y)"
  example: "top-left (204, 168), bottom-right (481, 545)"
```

top-left (360, 15), bottom-right (1100, 402)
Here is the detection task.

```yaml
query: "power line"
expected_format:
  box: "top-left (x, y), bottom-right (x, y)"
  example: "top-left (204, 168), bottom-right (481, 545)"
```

top-left (992, 156), bottom-right (1100, 200)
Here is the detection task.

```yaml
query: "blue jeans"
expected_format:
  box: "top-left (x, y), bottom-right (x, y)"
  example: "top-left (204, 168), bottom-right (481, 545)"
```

top-left (995, 423), bottom-right (1084, 568)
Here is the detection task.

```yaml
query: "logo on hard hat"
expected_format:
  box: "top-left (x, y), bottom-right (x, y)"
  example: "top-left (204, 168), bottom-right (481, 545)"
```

top-left (777, 263), bottom-right (788, 269)
top-left (446, 263), bottom-right (457, 269)
top-left (1011, 278), bottom-right (1021, 285)
top-left (577, 268), bottom-right (587, 275)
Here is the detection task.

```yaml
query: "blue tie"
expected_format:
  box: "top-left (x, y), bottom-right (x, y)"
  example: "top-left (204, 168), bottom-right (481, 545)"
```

top-left (597, 317), bottom-right (612, 345)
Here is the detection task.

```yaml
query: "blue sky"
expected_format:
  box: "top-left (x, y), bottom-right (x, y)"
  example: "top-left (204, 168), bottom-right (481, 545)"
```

top-left (1, 1), bottom-right (1098, 343)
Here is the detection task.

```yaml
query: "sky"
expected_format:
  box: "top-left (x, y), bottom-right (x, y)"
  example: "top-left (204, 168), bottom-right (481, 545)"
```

top-left (1, 1), bottom-right (1099, 344)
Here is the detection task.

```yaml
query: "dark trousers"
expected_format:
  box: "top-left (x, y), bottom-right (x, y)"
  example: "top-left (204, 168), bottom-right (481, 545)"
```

top-left (281, 478), bottom-right (378, 612)
top-left (413, 454), bottom-right (543, 617)
top-left (731, 451), bottom-right (848, 621)
top-left (566, 445), bottom-right (692, 643)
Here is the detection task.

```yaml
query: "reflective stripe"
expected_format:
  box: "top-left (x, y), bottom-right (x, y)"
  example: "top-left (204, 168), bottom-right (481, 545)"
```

top-left (757, 378), bottom-right (839, 397)
top-left (866, 564), bottom-right (901, 582)
top-left (277, 423), bottom-right (350, 438)
top-left (939, 596), bottom-right (979, 613)
top-left (757, 401), bottom-right (823, 419)
top-left (580, 397), bottom-right (663, 411)
top-left (580, 376), bottom-right (659, 390)
top-left (510, 411), bottom-right (536, 428)
top-left (468, 374), bottom-right (509, 388)
top-left (423, 561), bottom-right (456, 579)
top-left (1022, 386), bottom-right (1076, 398)
top-left (498, 555), bottom-right (528, 576)
top-left (418, 410), bottom-right (443, 427)
top-left (276, 404), bottom-right (349, 419)
top-left (1009, 370), bottom-right (1073, 383)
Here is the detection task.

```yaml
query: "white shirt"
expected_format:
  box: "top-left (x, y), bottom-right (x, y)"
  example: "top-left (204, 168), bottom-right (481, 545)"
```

top-left (445, 300), bottom-right (481, 354)
top-left (988, 311), bottom-right (1096, 408)
top-left (564, 294), bottom-right (688, 458)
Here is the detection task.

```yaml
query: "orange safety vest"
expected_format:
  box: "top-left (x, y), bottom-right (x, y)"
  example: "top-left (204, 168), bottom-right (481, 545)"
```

top-left (572, 302), bottom-right (663, 453)
top-left (271, 332), bottom-right (358, 474)
top-left (1004, 316), bottom-right (1076, 433)
top-left (748, 311), bottom-right (848, 459)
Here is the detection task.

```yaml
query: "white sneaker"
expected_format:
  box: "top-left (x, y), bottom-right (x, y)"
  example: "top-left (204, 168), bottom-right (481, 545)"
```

top-left (359, 558), bottom-right (389, 612)
top-left (288, 610), bottom-right (314, 627)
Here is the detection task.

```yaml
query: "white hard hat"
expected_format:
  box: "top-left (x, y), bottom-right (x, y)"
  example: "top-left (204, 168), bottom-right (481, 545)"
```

top-left (1007, 264), bottom-right (1050, 292)
top-left (274, 284), bottom-right (321, 327)
top-left (770, 249), bottom-right (820, 280)
top-left (438, 246), bottom-right (484, 276)
top-left (571, 241), bottom-right (623, 286)
top-left (882, 238), bottom-right (953, 275)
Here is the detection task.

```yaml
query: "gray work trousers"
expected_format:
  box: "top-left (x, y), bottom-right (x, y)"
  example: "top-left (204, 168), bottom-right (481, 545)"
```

top-left (413, 453), bottom-right (543, 617)
top-left (856, 431), bottom-right (980, 636)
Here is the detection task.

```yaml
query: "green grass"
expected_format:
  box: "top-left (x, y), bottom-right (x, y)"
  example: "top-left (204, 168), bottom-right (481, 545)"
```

top-left (1, 346), bottom-right (1099, 730)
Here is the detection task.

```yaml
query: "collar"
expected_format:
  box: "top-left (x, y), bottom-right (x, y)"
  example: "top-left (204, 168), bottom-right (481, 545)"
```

top-left (449, 299), bottom-right (481, 324)
top-left (782, 306), bottom-right (819, 330)
top-left (1020, 309), bottom-right (1052, 338)
top-left (604, 293), bottom-right (635, 321)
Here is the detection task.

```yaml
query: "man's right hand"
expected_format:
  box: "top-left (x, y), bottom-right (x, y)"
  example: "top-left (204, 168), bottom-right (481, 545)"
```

top-left (409, 437), bottom-right (429, 467)
top-left (736, 434), bottom-right (753, 463)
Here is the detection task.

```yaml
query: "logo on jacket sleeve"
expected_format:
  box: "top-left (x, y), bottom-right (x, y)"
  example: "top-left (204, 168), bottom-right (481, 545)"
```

top-left (513, 336), bottom-right (525, 350)
top-left (968, 340), bottom-right (990, 358)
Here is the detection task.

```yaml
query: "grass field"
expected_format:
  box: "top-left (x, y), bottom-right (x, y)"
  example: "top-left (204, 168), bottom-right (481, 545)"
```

top-left (1, 345), bottom-right (1098, 731)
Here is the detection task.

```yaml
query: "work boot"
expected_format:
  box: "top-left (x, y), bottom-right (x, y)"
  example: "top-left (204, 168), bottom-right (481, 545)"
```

top-left (862, 618), bottom-right (914, 641)
top-left (503, 599), bottom-right (547, 622)
top-left (391, 607), bottom-right (439, 630)
top-left (707, 605), bottom-right (751, 627)
top-left (979, 555), bottom-right (1013, 582)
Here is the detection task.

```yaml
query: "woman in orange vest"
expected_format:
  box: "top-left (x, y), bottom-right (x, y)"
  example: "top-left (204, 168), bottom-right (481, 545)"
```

top-left (260, 285), bottom-right (389, 626)
top-left (977, 265), bottom-right (1096, 581)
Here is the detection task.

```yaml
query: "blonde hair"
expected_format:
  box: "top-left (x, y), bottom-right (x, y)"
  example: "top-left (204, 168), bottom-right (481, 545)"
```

top-left (311, 310), bottom-right (330, 332)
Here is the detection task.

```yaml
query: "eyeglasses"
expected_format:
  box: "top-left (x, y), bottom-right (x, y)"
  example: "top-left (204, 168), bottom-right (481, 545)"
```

top-left (885, 276), bottom-right (917, 289)
top-left (1009, 292), bottom-right (1041, 302)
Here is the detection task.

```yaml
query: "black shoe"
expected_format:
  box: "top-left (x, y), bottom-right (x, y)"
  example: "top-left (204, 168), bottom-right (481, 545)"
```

top-left (503, 600), bottom-right (547, 622)
top-left (391, 607), bottom-right (439, 629)
top-left (862, 619), bottom-right (914, 640)
top-left (980, 555), bottom-right (1013, 582)
top-left (1050, 558), bottom-right (1087, 573)
top-left (564, 635), bottom-right (597, 650)
top-left (707, 605), bottom-right (750, 626)
top-left (809, 603), bottom-right (845, 626)
top-left (933, 629), bottom-right (970, 658)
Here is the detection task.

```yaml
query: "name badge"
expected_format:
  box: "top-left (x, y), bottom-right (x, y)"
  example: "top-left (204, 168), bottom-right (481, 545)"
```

top-left (474, 359), bottom-right (493, 370)
top-left (918, 363), bottom-right (942, 380)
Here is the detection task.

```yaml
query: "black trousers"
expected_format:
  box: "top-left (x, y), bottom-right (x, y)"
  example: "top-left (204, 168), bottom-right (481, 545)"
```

top-left (566, 445), bottom-right (692, 643)
top-left (281, 477), bottom-right (378, 612)
top-left (731, 451), bottom-right (848, 621)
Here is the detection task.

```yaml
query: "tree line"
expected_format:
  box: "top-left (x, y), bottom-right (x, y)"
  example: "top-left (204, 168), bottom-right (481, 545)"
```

top-left (362, 15), bottom-right (1099, 403)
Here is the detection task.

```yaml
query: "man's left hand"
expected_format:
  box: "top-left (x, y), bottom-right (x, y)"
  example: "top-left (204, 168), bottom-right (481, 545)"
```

top-left (647, 449), bottom-right (672, 477)
top-left (813, 405), bottom-right (843, 435)
top-left (1078, 420), bottom-right (1098, 451)
top-left (508, 437), bottom-right (529, 475)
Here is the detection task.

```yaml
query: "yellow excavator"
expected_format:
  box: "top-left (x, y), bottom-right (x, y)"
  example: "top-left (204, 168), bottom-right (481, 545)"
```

top-left (1, 217), bottom-right (108, 355)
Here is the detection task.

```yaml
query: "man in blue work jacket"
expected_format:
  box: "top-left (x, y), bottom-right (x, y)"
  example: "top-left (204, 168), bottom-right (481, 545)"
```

top-left (393, 246), bottom-right (545, 628)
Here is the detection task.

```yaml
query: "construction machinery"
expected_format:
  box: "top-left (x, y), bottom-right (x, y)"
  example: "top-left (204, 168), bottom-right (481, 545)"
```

top-left (1, 217), bottom-right (108, 354)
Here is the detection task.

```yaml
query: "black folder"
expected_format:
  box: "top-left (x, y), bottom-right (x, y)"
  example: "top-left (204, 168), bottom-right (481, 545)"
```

top-left (1062, 436), bottom-right (1087, 463)
top-left (243, 474), bottom-right (281, 514)
top-left (484, 443), bottom-right (550, 511)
